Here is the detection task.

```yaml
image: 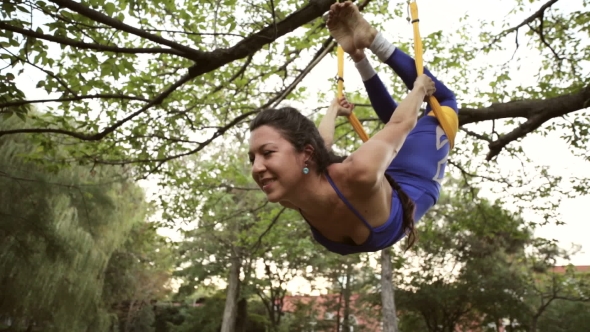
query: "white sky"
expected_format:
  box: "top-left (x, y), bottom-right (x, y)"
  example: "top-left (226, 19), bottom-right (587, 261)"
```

top-left (3, 0), bottom-right (588, 295)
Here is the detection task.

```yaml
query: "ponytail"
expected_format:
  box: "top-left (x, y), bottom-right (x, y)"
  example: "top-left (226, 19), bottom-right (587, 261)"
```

top-left (385, 174), bottom-right (417, 250)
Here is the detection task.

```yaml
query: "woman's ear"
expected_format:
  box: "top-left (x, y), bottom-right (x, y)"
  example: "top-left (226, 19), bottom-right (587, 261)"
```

top-left (303, 144), bottom-right (315, 163)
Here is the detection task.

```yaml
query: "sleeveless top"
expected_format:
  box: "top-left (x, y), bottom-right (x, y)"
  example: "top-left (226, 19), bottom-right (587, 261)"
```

top-left (300, 172), bottom-right (405, 255)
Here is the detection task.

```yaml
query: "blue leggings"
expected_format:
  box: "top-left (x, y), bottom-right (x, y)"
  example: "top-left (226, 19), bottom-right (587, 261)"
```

top-left (363, 48), bottom-right (458, 221)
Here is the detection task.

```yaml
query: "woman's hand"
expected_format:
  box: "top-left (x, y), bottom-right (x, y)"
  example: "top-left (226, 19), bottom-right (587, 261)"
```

top-left (414, 74), bottom-right (436, 97)
top-left (330, 96), bottom-right (355, 117)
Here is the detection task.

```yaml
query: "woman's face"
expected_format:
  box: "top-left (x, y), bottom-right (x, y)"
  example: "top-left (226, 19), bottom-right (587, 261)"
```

top-left (248, 125), bottom-right (308, 202)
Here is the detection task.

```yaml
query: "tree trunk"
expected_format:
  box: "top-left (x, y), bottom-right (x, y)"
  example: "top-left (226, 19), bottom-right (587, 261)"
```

top-left (235, 297), bottom-right (248, 332)
top-left (529, 315), bottom-right (539, 332)
top-left (342, 263), bottom-right (352, 332)
top-left (381, 249), bottom-right (399, 332)
top-left (220, 248), bottom-right (242, 332)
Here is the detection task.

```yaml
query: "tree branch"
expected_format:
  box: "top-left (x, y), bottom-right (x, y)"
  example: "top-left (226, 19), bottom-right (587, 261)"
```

top-left (461, 127), bottom-right (493, 143)
top-left (0, 94), bottom-right (150, 108)
top-left (482, 85), bottom-right (590, 160)
top-left (0, 22), bottom-right (187, 57)
top-left (0, 70), bottom-right (195, 140)
top-left (49, 0), bottom-right (206, 60)
top-left (249, 206), bottom-right (287, 253)
top-left (485, 0), bottom-right (560, 48)
top-left (448, 160), bottom-right (512, 186)
top-left (1, 0), bottom-right (338, 143)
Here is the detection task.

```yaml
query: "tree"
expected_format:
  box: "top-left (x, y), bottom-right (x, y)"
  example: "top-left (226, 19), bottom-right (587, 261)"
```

top-left (518, 257), bottom-right (590, 332)
top-left (103, 221), bottom-right (174, 332)
top-left (373, 178), bottom-right (534, 332)
top-left (536, 297), bottom-right (590, 332)
top-left (366, 178), bottom-right (589, 332)
top-left (170, 140), bottom-right (323, 332)
top-left (2, 0), bottom-right (589, 329)
top-left (381, 248), bottom-right (399, 332)
top-left (0, 113), bottom-right (164, 331)
top-left (2, 0), bottom-right (587, 188)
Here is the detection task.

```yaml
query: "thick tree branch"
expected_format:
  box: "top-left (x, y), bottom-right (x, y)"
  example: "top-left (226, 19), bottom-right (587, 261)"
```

top-left (0, 22), bottom-right (186, 57)
top-left (7, 0), bottom-right (579, 165)
top-left (481, 85), bottom-right (590, 160)
top-left (1, 0), bottom-right (338, 142)
top-left (184, 0), bottom-right (337, 75)
top-left (354, 85), bottom-right (589, 160)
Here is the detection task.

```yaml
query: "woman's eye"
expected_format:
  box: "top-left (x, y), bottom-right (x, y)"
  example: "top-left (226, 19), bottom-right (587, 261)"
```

top-left (263, 151), bottom-right (273, 156)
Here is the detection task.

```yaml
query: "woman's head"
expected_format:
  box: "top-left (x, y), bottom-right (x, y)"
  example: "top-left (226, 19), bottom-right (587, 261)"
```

top-left (248, 107), bottom-right (342, 201)
top-left (248, 107), bottom-right (418, 249)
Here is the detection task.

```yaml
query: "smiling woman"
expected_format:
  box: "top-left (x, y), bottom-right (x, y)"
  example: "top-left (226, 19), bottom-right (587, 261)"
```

top-left (247, 1), bottom-right (458, 255)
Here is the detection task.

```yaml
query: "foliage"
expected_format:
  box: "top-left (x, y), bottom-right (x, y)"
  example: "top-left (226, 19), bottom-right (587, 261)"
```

top-left (0, 115), bottom-right (142, 330)
top-left (104, 221), bottom-right (174, 332)
top-left (165, 291), bottom-right (268, 332)
top-left (0, 112), bottom-right (172, 331)
top-left (384, 178), bottom-right (532, 331)
top-left (536, 298), bottom-right (590, 332)
top-left (1, 0), bottom-right (590, 331)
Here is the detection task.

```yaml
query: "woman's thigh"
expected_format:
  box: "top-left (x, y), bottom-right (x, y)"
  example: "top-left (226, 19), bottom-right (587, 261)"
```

top-left (388, 116), bottom-right (450, 185)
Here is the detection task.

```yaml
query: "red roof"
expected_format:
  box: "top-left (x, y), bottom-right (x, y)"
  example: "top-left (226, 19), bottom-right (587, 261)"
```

top-left (551, 265), bottom-right (590, 274)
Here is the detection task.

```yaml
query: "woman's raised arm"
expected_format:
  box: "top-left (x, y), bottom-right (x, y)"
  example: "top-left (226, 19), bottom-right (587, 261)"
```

top-left (342, 75), bottom-right (434, 189)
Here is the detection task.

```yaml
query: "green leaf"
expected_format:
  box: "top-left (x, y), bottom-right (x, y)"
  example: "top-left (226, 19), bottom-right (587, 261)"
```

top-left (104, 2), bottom-right (116, 16)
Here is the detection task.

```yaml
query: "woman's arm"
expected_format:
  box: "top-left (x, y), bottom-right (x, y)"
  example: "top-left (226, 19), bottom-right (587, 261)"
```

top-left (342, 75), bottom-right (434, 189)
top-left (317, 97), bottom-right (354, 151)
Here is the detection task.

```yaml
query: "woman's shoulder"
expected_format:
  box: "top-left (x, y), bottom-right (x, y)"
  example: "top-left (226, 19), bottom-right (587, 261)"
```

top-left (326, 162), bottom-right (383, 195)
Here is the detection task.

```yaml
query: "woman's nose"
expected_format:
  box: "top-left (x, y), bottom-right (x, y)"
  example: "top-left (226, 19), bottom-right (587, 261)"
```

top-left (251, 157), bottom-right (266, 174)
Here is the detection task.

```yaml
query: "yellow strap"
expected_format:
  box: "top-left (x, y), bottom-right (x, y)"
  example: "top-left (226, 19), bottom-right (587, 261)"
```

top-left (338, 45), bottom-right (370, 142)
top-left (409, 1), bottom-right (457, 149)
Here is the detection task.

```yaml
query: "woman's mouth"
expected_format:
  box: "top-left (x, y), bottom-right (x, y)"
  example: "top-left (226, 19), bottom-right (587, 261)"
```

top-left (261, 178), bottom-right (276, 191)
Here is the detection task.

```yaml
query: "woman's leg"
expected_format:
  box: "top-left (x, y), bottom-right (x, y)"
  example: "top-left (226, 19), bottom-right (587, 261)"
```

top-left (386, 116), bottom-right (449, 221)
top-left (355, 33), bottom-right (455, 219)
top-left (354, 54), bottom-right (449, 222)
top-left (353, 56), bottom-right (397, 124)
top-left (353, 43), bottom-right (458, 128)
top-left (368, 32), bottom-right (458, 113)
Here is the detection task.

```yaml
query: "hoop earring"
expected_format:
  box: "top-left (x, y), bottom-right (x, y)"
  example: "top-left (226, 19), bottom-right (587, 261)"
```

top-left (302, 162), bottom-right (309, 174)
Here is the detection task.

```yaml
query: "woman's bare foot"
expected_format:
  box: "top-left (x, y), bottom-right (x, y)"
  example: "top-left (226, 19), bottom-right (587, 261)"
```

top-left (326, 2), bottom-right (369, 61)
top-left (336, 1), bottom-right (377, 50)
top-left (326, 5), bottom-right (356, 54)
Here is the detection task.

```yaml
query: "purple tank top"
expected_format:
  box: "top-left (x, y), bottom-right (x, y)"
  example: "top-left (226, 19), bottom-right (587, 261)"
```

top-left (300, 172), bottom-right (405, 255)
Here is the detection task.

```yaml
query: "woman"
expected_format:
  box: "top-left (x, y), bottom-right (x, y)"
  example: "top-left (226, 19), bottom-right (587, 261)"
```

top-left (247, 2), bottom-right (458, 255)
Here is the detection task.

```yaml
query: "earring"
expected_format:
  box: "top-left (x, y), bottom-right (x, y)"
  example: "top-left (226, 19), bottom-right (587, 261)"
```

top-left (302, 162), bottom-right (309, 174)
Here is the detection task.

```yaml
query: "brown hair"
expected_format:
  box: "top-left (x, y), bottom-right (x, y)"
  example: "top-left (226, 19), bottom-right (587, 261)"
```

top-left (385, 174), bottom-right (417, 250)
top-left (249, 107), bottom-right (417, 249)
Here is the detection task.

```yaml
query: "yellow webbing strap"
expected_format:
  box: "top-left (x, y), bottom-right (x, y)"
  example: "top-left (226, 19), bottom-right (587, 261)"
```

top-left (338, 45), bottom-right (370, 142)
top-left (409, 1), bottom-right (457, 149)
